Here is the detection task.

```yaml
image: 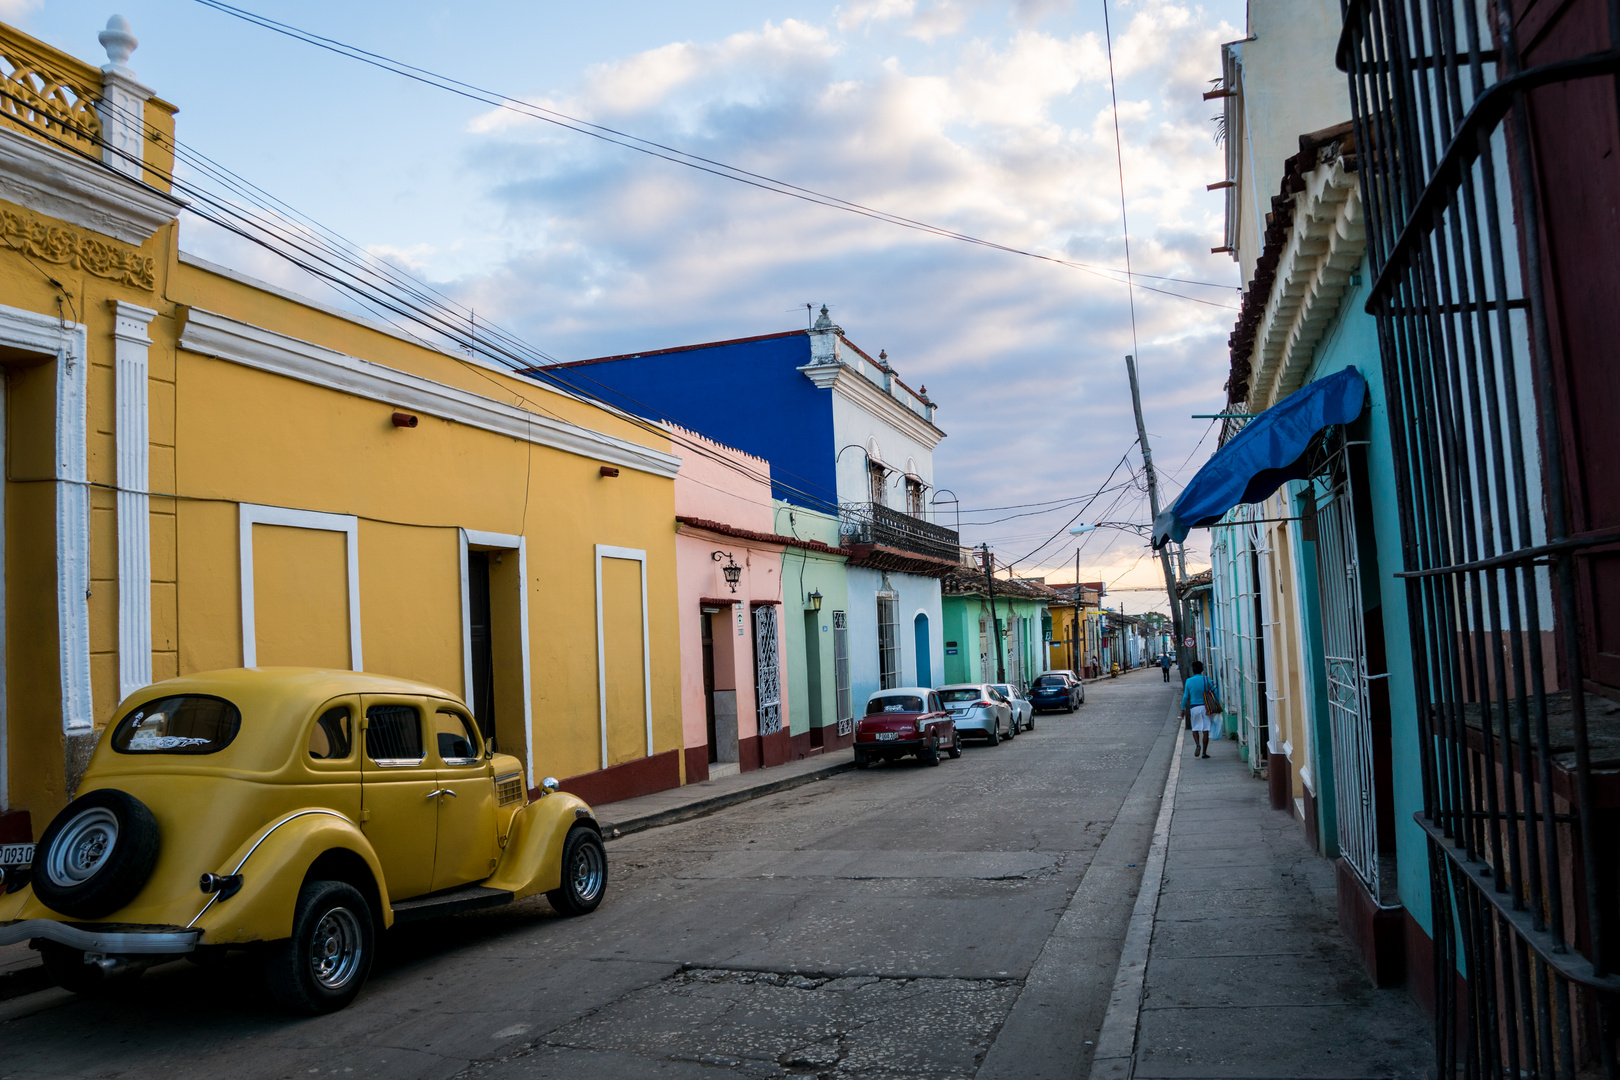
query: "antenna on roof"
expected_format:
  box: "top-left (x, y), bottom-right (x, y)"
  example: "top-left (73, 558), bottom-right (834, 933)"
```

top-left (806, 303), bottom-right (813, 329)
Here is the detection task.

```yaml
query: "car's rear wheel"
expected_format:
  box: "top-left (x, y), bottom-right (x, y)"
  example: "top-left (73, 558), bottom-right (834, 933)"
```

top-left (265, 880), bottom-right (374, 1015)
top-left (947, 733), bottom-right (962, 759)
top-left (1027, 714), bottom-right (1035, 732)
top-left (548, 827), bottom-right (608, 917)
top-left (854, 752), bottom-right (870, 769)
top-left (31, 789), bottom-right (161, 920)
top-left (921, 740), bottom-right (941, 766)
top-left (986, 725), bottom-right (1000, 746)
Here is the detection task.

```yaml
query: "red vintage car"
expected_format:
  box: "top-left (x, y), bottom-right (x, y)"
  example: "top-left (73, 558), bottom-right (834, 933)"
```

top-left (853, 688), bottom-right (961, 768)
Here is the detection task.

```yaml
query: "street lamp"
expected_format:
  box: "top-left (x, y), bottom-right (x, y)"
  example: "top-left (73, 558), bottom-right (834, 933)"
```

top-left (806, 589), bottom-right (823, 611)
top-left (712, 551), bottom-right (742, 592)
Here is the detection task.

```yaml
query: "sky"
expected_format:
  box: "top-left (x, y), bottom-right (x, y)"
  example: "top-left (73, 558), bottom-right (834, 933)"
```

top-left (9, 0), bottom-right (1248, 617)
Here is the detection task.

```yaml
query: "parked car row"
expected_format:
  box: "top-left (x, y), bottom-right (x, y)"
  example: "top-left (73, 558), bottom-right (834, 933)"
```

top-left (852, 670), bottom-right (1087, 768)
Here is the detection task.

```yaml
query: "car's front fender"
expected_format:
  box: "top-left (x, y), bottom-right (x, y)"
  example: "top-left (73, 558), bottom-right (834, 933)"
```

top-left (485, 793), bottom-right (596, 900)
top-left (189, 809), bottom-right (391, 945)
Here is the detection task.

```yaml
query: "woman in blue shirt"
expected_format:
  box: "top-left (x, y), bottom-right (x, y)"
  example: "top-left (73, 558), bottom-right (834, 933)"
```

top-left (1181, 660), bottom-right (1221, 758)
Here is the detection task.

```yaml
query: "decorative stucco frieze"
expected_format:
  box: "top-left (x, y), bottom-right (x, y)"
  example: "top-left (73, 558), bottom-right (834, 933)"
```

top-left (1, 205), bottom-right (156, 289)
top-left (0, 123), bottom-right (179, 245)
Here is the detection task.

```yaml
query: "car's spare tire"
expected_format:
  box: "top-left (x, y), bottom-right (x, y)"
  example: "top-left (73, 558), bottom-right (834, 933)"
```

top-left (31, 789), bottom-right (160, 919)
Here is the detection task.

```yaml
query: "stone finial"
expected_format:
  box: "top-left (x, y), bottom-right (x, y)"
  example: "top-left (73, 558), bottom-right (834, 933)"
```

top-left (812, 304), bottom-right (834, 331)
top-left (878, 349), bottom-right (887, 363)
top-left (100, 15), bottom-right (138, 69)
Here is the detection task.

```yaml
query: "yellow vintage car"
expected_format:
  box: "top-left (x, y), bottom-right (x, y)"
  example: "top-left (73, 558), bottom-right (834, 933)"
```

top-left (0, 669), bottom-right (607, 1013)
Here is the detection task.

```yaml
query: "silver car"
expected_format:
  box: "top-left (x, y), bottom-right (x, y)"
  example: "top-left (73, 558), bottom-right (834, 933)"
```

top-left (937, 684), bottom-right (1015, 745)
top-left (994, 684), bottom-right (1035, 732)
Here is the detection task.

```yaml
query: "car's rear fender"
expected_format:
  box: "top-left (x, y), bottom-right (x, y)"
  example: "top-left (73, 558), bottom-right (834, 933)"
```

top-left (189, 809), bottom-right (390, 944)
top-left (485, 792), bottom-right (596, 900)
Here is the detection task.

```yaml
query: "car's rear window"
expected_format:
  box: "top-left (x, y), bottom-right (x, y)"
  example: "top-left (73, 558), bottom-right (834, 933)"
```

top-left (939, 688), bottom-right (982, 703)
top-left (112, 695), bottom-right (242, 754)
top-left (867, 695), bottom-right (924, 714)
top-left (1034, 676), bottom-right (1067, 688)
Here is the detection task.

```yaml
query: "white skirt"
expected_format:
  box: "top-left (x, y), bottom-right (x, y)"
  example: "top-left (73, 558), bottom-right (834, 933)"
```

top-left (1190, 705), bottom-right (1216, 733)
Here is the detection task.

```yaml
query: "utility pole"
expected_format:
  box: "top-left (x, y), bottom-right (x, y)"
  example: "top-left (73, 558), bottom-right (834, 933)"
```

top-left (1126, 354), bottom-right (1191, 685)
top-left (1073, 548), bottom-right (1082, 676)
top-left (980, 544), bottom-right (1006, 683)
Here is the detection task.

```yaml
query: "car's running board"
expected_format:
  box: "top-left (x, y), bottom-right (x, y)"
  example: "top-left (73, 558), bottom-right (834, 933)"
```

top-left (390, 884), bottom-right (514, 924)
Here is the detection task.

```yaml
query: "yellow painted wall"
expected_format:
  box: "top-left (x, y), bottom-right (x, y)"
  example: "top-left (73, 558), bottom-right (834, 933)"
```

top-left (251, 523), bottom-right (350, 669)
top-left (601, 556), bottom-right (648, 767)
top-left (358, 522), bottom-right (462, 696)
top-left (0, 25), bottom-right (684, 825)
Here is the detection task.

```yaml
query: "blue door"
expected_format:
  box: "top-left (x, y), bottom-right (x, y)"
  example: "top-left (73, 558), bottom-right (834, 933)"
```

top-left (914, 613), bottom-right (931, 688)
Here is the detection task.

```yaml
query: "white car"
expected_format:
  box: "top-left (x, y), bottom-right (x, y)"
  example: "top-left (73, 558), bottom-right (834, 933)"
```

top-left (993, 683), bottom-right (1035, 732)
top-left (937, 684), bottom-right (1015, 745)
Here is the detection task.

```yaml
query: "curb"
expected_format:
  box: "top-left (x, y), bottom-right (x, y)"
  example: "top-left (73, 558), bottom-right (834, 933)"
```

top-left (1087, 705), bottom-right (1186, 1080)
top-left (599, 758), bottom-right (857, 839)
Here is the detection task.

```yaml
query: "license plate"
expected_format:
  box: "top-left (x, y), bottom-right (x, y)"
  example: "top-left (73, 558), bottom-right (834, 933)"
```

top-left (0, 843), bottom-right (33, 867)
top-left (875, 732), bottom-right (899, 741)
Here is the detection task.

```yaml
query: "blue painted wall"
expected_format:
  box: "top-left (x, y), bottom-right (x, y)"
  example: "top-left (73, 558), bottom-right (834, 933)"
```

top-left (532, 334), bottom-right (840, 510)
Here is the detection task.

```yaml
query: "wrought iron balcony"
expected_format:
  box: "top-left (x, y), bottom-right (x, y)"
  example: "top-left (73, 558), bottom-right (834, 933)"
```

top-left (839, 502), bottom-right (959, 564)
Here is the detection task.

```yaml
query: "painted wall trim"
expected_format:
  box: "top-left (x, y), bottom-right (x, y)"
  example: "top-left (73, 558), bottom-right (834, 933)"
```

top-left (0, 125), bottom-right (180, 245)
top-left (458, 528), bottom-right (535, 789)
top-left (797, 361), bottom-right (944, 451)
top-left (594, 544), bottom-right (654, 770)
top-left (112, 300), bottom-right (157, 702)
top-left (238, 503), bottom-right (363, 670)
top-left (178, 308), bottom-right (682, 479)
top-left (0, 305), bottom-right (91, 745)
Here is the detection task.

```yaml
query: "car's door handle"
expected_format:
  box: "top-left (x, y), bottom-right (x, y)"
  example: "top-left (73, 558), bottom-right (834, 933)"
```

top-left (424, 788), bottom-right (459, 799)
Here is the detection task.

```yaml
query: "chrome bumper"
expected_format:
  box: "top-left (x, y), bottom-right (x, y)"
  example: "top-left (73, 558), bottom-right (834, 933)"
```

top-left (0, 919), bottom-right (198, 954)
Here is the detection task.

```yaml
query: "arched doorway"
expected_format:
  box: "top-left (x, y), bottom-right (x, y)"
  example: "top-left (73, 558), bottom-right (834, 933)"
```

top-left (914, 612), bottom-right (931, 688)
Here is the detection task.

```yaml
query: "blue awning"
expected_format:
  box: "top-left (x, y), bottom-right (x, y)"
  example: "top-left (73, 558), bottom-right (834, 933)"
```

top-left (1153, 367), bottom-right (1368, 547)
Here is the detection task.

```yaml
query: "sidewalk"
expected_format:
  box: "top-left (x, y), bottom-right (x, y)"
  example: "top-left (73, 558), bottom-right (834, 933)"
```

top-left (593, 747), bottom-right (856, 838)
top-left (1097, 728), bottom-right (1434, 1080)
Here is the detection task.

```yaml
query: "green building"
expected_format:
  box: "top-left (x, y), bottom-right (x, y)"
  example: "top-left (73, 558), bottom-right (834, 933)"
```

top-left (939, 568), bottom-right (1054, 690)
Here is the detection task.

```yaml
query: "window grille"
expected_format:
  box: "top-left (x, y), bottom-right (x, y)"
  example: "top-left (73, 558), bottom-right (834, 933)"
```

top-left (833, 611), bottom-right (852, 732)
top-left (1340, 0), bottom-right (1620, 1073)
top-left (1313, 446), bottom-right (1388, 903)
top-left (979, 615), bottom-right (992, 683)
top-left (868, 461), bottom-right (887, 506)
top-left (877, 595), bottom-right (901, 689)
top-left (752, 605), bottom-right (782, 735)
top-left (906, 478), bottom-right (925, 516)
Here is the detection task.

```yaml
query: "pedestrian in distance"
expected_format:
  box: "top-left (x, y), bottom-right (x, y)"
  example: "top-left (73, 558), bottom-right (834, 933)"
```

top-left (1181, 660), bottom-right (1222, 758)
top-left (1159, 653), bottom-right (1171, 682)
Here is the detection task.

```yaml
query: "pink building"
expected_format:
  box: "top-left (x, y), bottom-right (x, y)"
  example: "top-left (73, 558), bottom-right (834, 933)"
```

top-left (668, 425), bottom-right (794, 782)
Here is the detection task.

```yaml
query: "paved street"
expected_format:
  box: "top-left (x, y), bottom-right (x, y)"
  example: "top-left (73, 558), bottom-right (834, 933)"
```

top-left (0, 672), bottom-right (1178, 1079)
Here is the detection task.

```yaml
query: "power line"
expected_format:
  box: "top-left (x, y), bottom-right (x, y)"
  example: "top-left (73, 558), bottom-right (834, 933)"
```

top-left (189, 0), bottom-right (1238, 311)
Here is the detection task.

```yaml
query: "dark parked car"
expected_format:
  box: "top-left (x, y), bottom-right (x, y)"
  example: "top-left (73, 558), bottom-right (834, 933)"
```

top-left (1030, 672), bottom-right (1082, 713)
top-left (853, 688), bottom-right (960, 768)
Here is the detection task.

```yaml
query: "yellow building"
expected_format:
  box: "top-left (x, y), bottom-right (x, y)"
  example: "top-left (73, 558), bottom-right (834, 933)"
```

top-left (0, 19), bottom-right (686, 840)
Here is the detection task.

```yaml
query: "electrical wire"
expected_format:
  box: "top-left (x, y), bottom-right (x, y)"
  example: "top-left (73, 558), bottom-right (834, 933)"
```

top-left (189, 0), bottom-right (1238, 311)
top-left (30, 86), bottom-right (866, 524)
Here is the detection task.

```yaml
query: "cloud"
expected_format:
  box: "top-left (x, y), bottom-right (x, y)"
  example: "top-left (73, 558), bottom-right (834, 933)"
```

top-left (203, 1), bottom-right (1241, 591)
top-left (837, 0), bottom-right (917, 31)
top-left (0, 0), bottom-right (41, 18)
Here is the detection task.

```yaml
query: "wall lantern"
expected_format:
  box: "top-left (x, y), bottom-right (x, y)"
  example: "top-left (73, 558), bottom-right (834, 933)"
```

top-left (713, 551), bottom-right (742, 592)
top-left (807, 589), bottom-right (823, 612)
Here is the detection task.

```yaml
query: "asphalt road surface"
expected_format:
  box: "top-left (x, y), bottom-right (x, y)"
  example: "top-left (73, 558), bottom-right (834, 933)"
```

top-left (0, 671), bottom-right (1179, 1080)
